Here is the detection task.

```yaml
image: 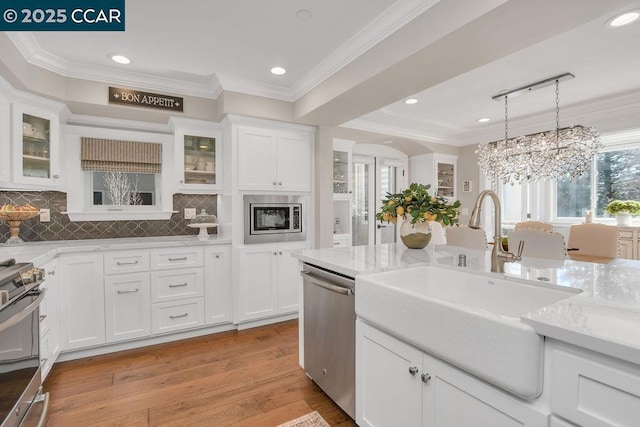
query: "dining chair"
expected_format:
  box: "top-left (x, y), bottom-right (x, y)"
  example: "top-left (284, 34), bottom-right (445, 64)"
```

top-left (445, 225), bottom-right (488, 250)
top-left (428, 221), bottom-right (446, 245)
top-left (507, 228), bottom-right (568, 260)
top-left (514, 221), bottom-right (553, 231)
top-left (568, 223), bottom-right (619, 258)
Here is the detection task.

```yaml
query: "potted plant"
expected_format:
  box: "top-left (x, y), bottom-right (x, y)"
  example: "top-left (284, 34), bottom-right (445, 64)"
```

top-left (605, 200), bottom-right (640, 226)
top-left (376, 183), bottom-right (461, 249)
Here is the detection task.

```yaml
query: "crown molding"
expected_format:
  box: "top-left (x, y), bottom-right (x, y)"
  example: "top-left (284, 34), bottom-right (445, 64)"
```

top-left (7, 33), bottom-right (223, 99)
top-left (290, 0), bottom-right (440, 101)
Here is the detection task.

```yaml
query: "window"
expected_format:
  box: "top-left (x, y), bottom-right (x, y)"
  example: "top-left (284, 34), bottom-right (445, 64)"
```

top-left (91, 172), bottom-right (156, 206)
top-left (556, 146), bottom-right (640, 219)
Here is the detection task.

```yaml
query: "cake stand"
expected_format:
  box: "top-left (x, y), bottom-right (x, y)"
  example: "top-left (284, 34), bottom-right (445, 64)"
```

top-left (0, 210), bottom-right (40, 245)
top-left (187, 223), bottom-right (218, 240)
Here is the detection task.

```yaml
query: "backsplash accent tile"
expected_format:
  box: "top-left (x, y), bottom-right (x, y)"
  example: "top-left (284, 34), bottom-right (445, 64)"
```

top-left (0, 191), bottom-right (217, 243)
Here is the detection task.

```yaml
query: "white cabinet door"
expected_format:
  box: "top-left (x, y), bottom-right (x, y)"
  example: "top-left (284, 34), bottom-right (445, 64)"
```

top-left (204, 246), bottom-right (231, 325)
top-left (357, 320), bottom-right (423, 427)
top-left (276, 131), bottom-right (311, 192)
top-left (422, 352), bottom-right (547, 427)
top-left (39, 259), bottom-right (60, 379)
top-left (12, 102), bottom-right (62, 188)
top-left (58, 254), bottom-right (105, 350)
top-left (235, 246), bottom-right (278, 322)
top-left (277, 246), bottom-right (305, 314)
top-left (619, 238), bottom-right (633, 259)
top-left (173, 120), bottom-right (223, 192)
top-left (238, 126), bottom-right (278, 191)
top-left (104, 272), bottom-right (151, 343)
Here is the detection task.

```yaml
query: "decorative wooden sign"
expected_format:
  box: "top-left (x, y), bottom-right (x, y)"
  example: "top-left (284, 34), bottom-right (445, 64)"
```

top-left (108, 87), bottom-right (183, 112)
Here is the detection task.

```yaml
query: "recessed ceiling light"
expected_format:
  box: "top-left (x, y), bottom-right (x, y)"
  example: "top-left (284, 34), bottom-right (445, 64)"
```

top-left (477, 118), bottom-right (491, 123)
top-left (271, 66), bottom-right (286, 75)
top-left (607, 10), bottom-right (640, 27)
top-left (110, 54), bottom-right (131, 65)
top-left (404, 98), bottom-right (418, 105)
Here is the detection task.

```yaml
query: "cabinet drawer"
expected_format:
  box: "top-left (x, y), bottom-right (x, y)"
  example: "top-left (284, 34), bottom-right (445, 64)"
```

top-left (151, 268), bottom-right (204, 302)
top-left (150, 247), bottom-right (203, 270)
top-left (619, 230), bottom-right (633, 239)
top-left (152, 298), bottom-right (204, 334)
top-left (104, 250), bottom-right (150, 275)
top-left (551, 348), bottom-right (640, 426)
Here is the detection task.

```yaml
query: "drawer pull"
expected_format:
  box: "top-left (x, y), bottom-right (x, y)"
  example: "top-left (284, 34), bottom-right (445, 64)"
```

top-left (116, 260), bottom-right (139, 266)
top-left (169, 283), bottom-right (188, 288)
top-left (168, 257), bottom-right (188, 261)
top-left (117, 288), bottom-right (139, 294)
top-left (40, 358), bottom-right (49, 366)
top-left (170, 313), bottom-right (188, 319)
top-left (39, 314), bottom-right (47, 322)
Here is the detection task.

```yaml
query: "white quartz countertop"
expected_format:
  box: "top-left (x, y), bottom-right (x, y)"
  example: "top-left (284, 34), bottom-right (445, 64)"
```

top-left (293, 243), bottom-right (640, 365)
top-left (0, 234), bottom-right (232, 266)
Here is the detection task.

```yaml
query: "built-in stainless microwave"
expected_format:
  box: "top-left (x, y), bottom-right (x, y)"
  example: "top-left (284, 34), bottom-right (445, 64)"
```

top-left (244, 195), bottom-right (305, 243)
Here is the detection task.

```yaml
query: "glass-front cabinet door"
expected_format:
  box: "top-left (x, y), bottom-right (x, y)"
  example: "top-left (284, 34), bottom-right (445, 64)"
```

top-left (437, 162), bottom-right (455, 198)
top-left (12, 103), bottom-right (60, 187)
top-left (333, 150), bottom-right (350, 196)
top-left (172, 119), bottom-right (222, 192)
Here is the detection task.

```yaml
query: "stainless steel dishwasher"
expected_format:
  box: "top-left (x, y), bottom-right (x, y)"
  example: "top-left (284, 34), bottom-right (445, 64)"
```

top-left (301, 263), bottom-right (356, 419)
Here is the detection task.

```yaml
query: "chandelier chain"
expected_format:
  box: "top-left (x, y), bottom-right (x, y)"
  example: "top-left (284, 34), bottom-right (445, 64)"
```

top-left (555, 79), bottom-right (560, 133)
top-left (504, 95), bottom-right (509, 142)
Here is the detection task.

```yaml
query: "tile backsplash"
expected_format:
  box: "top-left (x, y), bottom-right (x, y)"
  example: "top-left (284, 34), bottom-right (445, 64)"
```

top-left (0, 191), bottom-right (217, 243)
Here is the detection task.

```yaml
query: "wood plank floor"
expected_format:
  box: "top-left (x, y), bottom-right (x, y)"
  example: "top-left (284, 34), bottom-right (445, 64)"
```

top-left (43, 320), bottom-right (357, 427)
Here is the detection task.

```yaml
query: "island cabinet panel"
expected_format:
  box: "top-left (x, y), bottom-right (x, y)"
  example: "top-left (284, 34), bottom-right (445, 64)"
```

top-left (38, 259), bottom-right (60, 381)
top-left (357, 320), bottom-right (548, 427)
top-left (58, 254), bottom-right (105, 351)
top-left (551, 347), bottom-right (640, 427)
top-left (357, 320), bottom-right (423, 427)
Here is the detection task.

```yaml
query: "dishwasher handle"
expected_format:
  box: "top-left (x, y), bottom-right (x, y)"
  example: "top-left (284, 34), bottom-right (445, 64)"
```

top-left (301, 271), bottom-right (354, 296)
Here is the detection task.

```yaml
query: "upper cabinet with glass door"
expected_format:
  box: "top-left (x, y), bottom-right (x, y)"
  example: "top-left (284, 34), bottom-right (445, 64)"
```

top-left (171, 118), bottom-right (223, 192)
top-left (11, 102), bottom-right (62, 188)
top-left (333, 139), bottom-right (354, 199)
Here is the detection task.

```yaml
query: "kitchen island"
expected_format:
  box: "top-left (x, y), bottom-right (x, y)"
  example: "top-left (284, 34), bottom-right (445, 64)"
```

top-left (292, 243), bottom-right (640, 426)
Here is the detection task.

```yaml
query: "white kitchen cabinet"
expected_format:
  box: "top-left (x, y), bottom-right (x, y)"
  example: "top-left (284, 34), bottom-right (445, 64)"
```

top-left (150, 268), bottom-right (204, 303)
top-left (357, 320), bottom-right (548, 427)
top-left (11, 102), bottom-right (63, 189)
top-left (410, 153), bottom-right (458, 200)
top-left (38, 259), bottom-right (60, 380)
top-left (152, 297), bottom-right (204, 334)
top-left (58, 254), bottom-right (105, 351)
top-left (150, 247), bottom-right (204, 270)
top-left (204, 246), bottom-right (231, 325)
top-left (104, 272), bottom-right (151, 343)
top-left (237, 125), bottom-right (312, 192)
top-left (170, 118), bottom-right (223, 192)
top-left (551, 345), bottom-right (640, 427)
top-left (235, 243), bottom-right (307, 323)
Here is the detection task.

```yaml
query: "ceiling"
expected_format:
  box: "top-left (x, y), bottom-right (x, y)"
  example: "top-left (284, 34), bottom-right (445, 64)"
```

top-left (6, 0), bottom-right (640, 151)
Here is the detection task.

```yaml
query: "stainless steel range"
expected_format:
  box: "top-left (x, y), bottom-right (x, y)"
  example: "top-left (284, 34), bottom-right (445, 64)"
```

top-left (0, 258), bottom-right (49, 427)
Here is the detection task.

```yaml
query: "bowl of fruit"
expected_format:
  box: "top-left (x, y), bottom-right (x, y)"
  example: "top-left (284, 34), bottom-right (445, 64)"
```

top-left (0, 204), bottom-right (40, 245)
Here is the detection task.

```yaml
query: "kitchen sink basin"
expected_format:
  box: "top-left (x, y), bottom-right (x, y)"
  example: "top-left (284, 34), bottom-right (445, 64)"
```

top-left (355, 266), bottom-right (576, 399)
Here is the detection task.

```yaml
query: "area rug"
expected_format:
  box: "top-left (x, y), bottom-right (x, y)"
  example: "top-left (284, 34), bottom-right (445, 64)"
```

top-left (277, 411), bottom-right (331, 427)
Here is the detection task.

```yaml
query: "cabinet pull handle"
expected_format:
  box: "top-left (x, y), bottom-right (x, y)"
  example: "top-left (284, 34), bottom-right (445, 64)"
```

top-left (170, 313), bottom-right (188, 319)
top-left (39, 315), bottom-right (47, 322)
top-left (278, 181), bottom-right (283, 185)
top-left (117, 288), bottom-right (139, 294)
top-left (40, 358), bottom-right (49, 366)
top-left (169, 283), bottom-right (188, 288)
top-left (47, 270), bottom-right (55, 276)
top-left (53, 174), bottom-right (59, 179)
top-left (408, 366), bottom-right (419, 376)
top-left (278, 251), bottom-right (283, 255)
top-left (215, 255), bottom-right (220, 259)
top-left (168, 257), bottom-right (188, 261)
top-left (116, 260), bottom-right (139, 266)
top-left (421, 373), bottom-right (432, 383)
top-left (272, 181), bottom-right (277, 185)
top-left (273, 252), bottom-right (278, 255)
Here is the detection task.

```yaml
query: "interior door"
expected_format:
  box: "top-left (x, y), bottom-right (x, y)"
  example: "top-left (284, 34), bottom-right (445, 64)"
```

top-left (352, 155), bottom-right (375, 246)
top-left (376, 159), bottom-right (406, 244)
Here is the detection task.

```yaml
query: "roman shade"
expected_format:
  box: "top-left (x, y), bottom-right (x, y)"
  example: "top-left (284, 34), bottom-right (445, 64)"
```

top-left (81, 138), bottom-right (162, 173)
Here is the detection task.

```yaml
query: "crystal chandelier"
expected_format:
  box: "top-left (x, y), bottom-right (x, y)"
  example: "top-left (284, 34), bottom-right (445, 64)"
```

top-left (476, 73), bottom-right (602, 185)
